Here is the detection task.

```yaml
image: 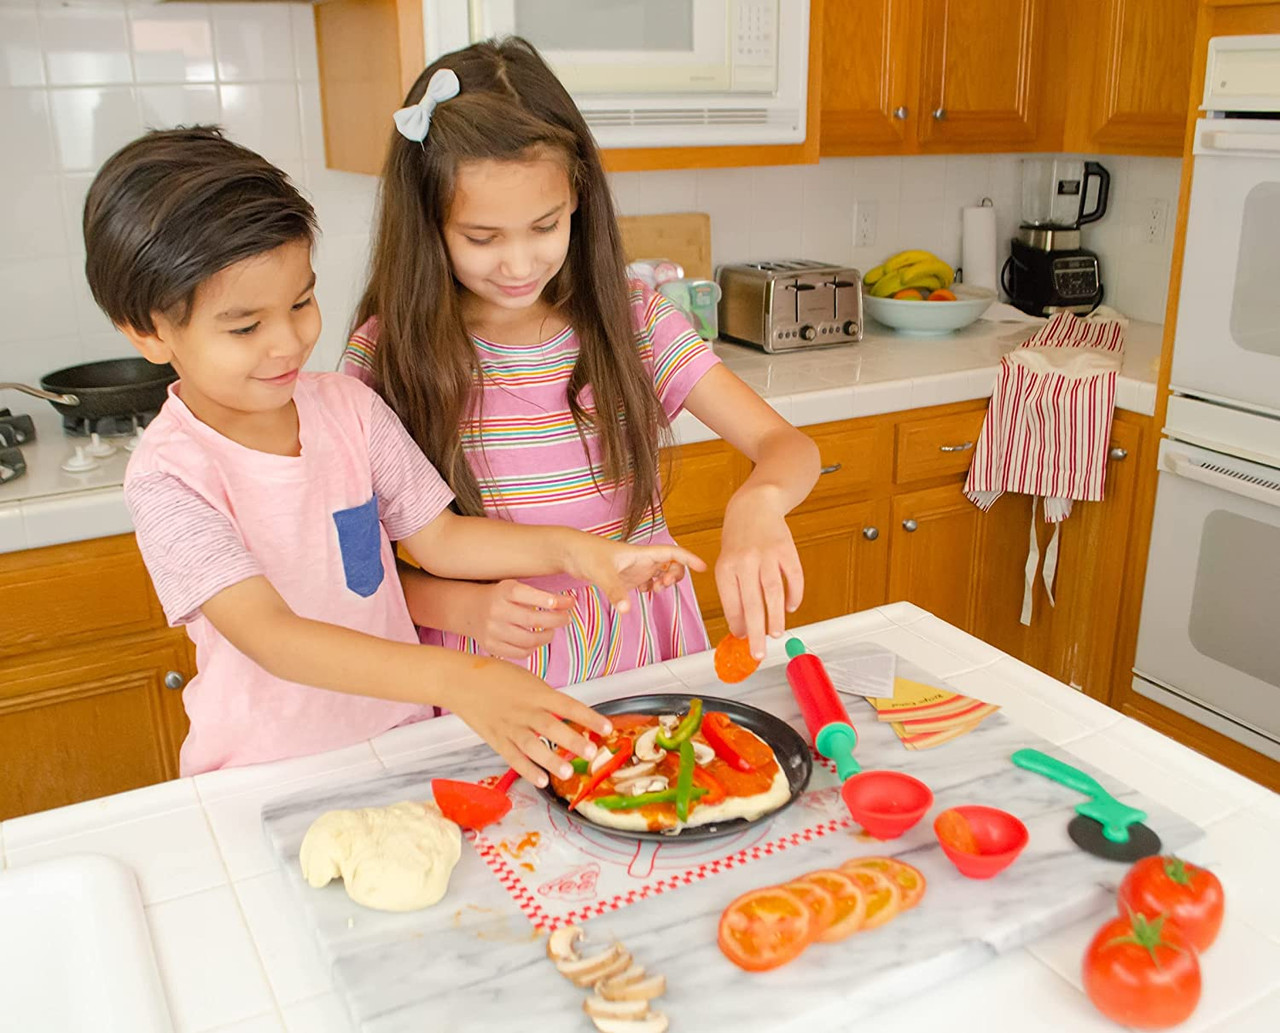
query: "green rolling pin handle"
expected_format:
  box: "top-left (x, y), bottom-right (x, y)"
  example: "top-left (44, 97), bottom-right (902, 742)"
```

top-left (1011, 747), bottom-right (1109, 801)
top-left (816, 723), bottom-right (861, 781)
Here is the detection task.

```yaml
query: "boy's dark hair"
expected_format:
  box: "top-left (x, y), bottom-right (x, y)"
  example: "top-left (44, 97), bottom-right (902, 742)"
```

top-left (84, 126), bottom-right (317, 335)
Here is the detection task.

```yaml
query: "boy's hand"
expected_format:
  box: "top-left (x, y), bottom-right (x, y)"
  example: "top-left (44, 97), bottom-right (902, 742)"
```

top-left (459, 580), bottom-right (575, 660)
top-left (716, 486), bottom-right (804, 660)
top-left (564, 536), bottom-right (706, 611)
top-left (443, 658), bottom-right (613, 788)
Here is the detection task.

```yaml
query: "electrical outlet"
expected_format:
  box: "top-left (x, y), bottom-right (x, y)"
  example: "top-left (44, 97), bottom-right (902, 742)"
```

top-left (854, 201), bottom-right (878, 248)
top-left (1143, 198), bottom-right (1170, 245)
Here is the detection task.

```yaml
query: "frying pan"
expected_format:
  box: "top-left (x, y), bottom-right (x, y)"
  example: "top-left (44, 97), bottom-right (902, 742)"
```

top-left (0, 358), bottom-right (177, 422)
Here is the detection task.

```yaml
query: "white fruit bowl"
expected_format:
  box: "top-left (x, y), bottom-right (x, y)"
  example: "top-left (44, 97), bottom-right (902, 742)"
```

top-left (862, 285), bottom-right (996, 335)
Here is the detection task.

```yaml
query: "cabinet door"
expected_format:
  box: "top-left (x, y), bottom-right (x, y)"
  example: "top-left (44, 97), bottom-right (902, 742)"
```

top-left (0, 633), bottom-right (194, 820)
top-left (888, 483), bottom-right (983, 631)
top-left (1083, 0), bottom-right (1197, 155)
top-left (917, 0), bottom-right (1045, 147)
top-left (787, 500), bottom-right (890, 628)
top-left (820, 0), bottom-right (917, 154)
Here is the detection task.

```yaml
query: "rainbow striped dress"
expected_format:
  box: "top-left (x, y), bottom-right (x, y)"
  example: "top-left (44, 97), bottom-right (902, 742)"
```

top-left (341, 283), bottom-right (721, 686)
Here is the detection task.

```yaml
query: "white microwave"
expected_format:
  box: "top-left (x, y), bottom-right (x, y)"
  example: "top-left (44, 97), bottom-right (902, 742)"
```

top-left (421, 0), bottom-right (810, 148)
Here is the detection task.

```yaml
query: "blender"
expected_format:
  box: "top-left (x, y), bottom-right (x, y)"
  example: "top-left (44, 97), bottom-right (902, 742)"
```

top-left (1002, 158), bottom-right (1110, 316)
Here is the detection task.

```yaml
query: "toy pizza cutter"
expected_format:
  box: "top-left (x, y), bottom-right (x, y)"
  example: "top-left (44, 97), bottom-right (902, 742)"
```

top-left (1011, 748), bottom-right (1161, 862)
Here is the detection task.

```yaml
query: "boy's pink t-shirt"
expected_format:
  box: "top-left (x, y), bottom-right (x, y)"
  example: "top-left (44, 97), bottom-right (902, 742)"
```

top-left (124, 372), bottom-right (453, 775)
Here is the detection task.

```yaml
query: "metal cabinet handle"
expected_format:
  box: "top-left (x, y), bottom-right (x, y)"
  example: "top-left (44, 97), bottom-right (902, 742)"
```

top-left (1109, 447), bottom-right (1128, 461)
top-left (902, 518), bottom-right (919, 532)
top-left (862, 527), bottom-right (880, 541)
top-left (939, 441), bottom-right (974, 453)
top-left (164, 670), bottom-right (186, 691)
top-left (820, 463), bottom-right (843, 476)
top-left (893, 105), bottom-right (909, 120)
top-left (932, 107), bottom-right (947, 120)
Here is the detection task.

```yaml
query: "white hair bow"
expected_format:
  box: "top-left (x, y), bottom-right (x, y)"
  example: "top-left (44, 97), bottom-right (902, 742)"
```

top-left (392, 68), bottom-right (460, 143)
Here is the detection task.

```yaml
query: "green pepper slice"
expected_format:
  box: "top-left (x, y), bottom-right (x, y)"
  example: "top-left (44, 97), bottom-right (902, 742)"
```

top-left (592, 787), bottom-right (708, 811)
top-left (570, 757), bottom-right (590, 775)
top-left (655, 698), bottom-right (703, 750)
top-left (675, 739), bottom-right (696, 822)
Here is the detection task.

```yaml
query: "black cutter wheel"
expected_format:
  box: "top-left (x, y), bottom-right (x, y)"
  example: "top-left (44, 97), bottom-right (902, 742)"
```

top-left (1067, 814), bottom-right (1162, 862)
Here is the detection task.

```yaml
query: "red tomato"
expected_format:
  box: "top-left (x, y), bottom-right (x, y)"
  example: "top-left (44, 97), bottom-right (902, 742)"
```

top-left (1083, 913), bottom-right (1201, 1030)
top-left (842, 857), bottom-right (927, 910)
top-left (783, 879), bottom-right (837, 940)
top-left (840, 867), bottom-right (901, 930)
top-left (1118, 856), bottom-right (1224, 953)
top-left (714, 633), bottom-right (760, 684)
top-left (718, 887), bottom-right (813, 972)
top-left (798, 870), bottom-right (867, 942)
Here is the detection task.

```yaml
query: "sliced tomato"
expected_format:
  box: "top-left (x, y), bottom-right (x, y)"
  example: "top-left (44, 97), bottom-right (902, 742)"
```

top-left (842, 867), bottom-right (901, 930)
top-left (782, 879), bottom-right (838, 941)
top-left (431, 778), bottom-right (511, 830)
top-left (718, 886), bottom-right (814, 972)
top-left (714, 633), bottom-right (760, 684)
top-left (842, 857), bottom-right (927, 910)
top-left (935, 808), bottom-right (980, 855)
top-left (798, 870), bottom-right (867, 942)
top-left (691, 766), bottom-right (727, 806)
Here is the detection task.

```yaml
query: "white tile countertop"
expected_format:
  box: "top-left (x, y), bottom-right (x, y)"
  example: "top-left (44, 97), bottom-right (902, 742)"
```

top-left (1, 604), bottom-right (1274, 1033)
top-left (0, 317), bottom-right (1163, 554)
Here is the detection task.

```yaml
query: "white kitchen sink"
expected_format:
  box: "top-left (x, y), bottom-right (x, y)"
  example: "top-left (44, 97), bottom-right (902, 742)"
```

top-left (0, 854), bottom-right (173, 1032)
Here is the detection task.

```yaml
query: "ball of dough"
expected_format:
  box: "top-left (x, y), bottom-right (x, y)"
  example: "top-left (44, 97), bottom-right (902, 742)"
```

top-left (299, 801), bottom-right (461, 912)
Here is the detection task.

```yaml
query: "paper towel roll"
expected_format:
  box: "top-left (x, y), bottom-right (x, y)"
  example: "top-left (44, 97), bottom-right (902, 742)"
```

top-left (962, 203), bottom-right (998, 292)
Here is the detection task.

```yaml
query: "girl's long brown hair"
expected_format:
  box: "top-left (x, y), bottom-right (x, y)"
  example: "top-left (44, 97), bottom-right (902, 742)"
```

top-left (355, 37), bottom-right (668, 537)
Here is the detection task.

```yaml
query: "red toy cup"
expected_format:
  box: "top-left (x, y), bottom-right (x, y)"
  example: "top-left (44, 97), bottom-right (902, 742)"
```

top-left (935, 805), bottom-right (1029, 879)
top-left (841, 770), bottom-right (933, 840)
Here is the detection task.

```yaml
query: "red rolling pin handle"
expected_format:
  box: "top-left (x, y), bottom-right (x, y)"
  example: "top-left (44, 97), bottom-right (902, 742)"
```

top-left (785, 638), bottom-right (852, 744)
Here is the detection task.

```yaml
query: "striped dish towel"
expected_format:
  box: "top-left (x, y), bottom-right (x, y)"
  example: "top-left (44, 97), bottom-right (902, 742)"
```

top-left (964, 312), bottom-right (1126, 623)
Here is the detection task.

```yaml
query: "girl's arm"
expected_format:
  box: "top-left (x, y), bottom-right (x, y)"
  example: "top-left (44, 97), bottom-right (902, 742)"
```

top-left (200, 575), bottom-right (608, 786)
top-left (680, 363), bottom-right (821, 658)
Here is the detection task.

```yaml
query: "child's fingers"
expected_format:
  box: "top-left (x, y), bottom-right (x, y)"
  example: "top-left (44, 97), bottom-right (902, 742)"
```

top-left (781, 547), bottom-right (805, 612)
top-left (737, 572), bottom-right (768, 660)
top-left (505, 581), bottom-right (575, 612)
top-left (662, 545), bottom-right (706, 572)
top-left (715, 565), bottom-right (747, 640)
top-left (761, 564), bottom-right (787, 639)
top-left (517, 731), bottom-right (573, 781)
top-left (499, 741), bottom-right (552, 789)
top-left (547, 694), bottom-right (613, 740)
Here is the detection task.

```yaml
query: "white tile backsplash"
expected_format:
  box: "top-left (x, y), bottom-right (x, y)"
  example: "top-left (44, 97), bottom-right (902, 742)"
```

top-left (0, 1), bottom-right (1185, 388)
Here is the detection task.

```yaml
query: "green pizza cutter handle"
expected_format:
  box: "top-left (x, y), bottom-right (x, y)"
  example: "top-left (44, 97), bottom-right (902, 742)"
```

top-left (1011, 748), bottom-right (1147, 843)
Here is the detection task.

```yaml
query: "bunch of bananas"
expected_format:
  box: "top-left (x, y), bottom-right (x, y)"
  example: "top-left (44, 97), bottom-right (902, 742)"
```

top-left (863, 250), bottom-right (955, 298)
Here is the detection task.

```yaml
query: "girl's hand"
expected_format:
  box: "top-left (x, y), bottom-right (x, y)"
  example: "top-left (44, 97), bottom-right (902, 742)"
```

top-left (445, 658), bottom-right (613, 788)
top-left (565, 537), bottom-right (706, 610)
top-left (716, 486), bottom-right (804, 660)
top-left (458, 580), bottom-right (574, 660)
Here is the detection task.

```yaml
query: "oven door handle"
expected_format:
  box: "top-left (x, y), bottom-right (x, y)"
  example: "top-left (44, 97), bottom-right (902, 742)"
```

top-left (1165, 450), bottom-right (1280, 508)
top-left (1201, 129), bottom-right (1280, 155)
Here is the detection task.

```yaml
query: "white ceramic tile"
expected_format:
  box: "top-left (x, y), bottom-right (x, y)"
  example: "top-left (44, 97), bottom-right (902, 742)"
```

top-left (0, 88), bottom-right (56, 172)
top-left (137, 83), bottom-right (219, 129)
top-left (21, 483), bottom-right (133, 547)
top-left (607, 170), bottom-right (644, 216)
top-left (899, 154), bottom-right (947, 201)
top-left (194, 743), bottom-right (380, 805)
top-left (290, 3), bottom-right (318, 83)
top-left (79, 328), bottom-right (136, 363)
top-left (802, 155), bottom-right (856, 195)
top-left (40, 3), bottom-right (132, 85)
top-left (897, 199), bottom-right (949, 260)
top-left (848, 378), bottom-right (914, 418)
top-left (2, 778), bottom-right (226, 904)
top-left (58, 170), bottom-right (93, 254)
top-left (694, 166), bottom-right (753, 223)
top-left (904, 613), bottom-right (1005, 670)
top-left (305, 170), bottom-right (377, 238)
top-left (147, 885), bottom-right (275, 1033)
top-left (0, 255), bottom-right (78, 343)
top-left (298, 79), bottom-right (326, 168)
top-left (207, 1014), bottom-right (286, 1033)
top-left (710, 223), bottom-right (750, 268)
top-left (1192, 804), bottom-right (1280, 941)
top-left (945, 665), bottom-right (1105, 745)
top-left (1204, 990), bottom-right (1280, 1033)
top-left (751, 164), bottom-right (808, 235)
top-left (49, 85), bottom-right (143, 170)
top-left (0, 502), bottom-right (26, 553)
top-left (634, 168), bottom-right (698, 215)
top-left (875, 600), bottom-right (928, 626)
top-left (986, 657), bottom-right (1120, 730)
top-left (235, 870), bottom-right (332, 1006)
top-left (129, 3), bottom-right (215, 83)
top-left (219, 82), bottom-right (303, 169)
top-left (212, 2), bottom-right (294, 82)
top-left (0, 334), bottom-right (82, 385)
top-left (1027, 905), bottom-right (1280, 1033)
top-left (801, 203), bottom-right (853, 265)
top-left (0, 173), bottom-right (66, 261)
top-left (748, 225), bottom-right (803, 262)
top-left (944, 154), bottom-right (992, 210)
top-left (281, 993), bottom-right (353, 1033)
top-left (851, 155), bottom-right (903, 204)
top-left (0, 6), bottom-right (44, 86)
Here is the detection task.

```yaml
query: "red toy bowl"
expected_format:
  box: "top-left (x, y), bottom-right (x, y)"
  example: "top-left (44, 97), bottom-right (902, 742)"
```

top-left (935, 805), bottom-right (1029, 879)
top-left (841, 770), bottom-right (934, 840)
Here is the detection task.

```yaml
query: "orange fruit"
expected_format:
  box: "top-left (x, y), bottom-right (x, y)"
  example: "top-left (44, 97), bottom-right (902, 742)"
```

top-left (714, 632), bottom-right (760, 684)
top-left (892, 288), bottom-right (925, 301)
top-left (927, 288), bottom-right (957, 301)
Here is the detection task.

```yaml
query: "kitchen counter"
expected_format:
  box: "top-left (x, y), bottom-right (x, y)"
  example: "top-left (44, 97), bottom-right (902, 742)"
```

top-left (0, 317), bottom-right (1163, 554)
top-left (1, 604), bottom-right (1275, 1033)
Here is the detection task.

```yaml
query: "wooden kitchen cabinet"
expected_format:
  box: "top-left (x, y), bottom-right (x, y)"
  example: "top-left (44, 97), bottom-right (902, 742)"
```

top-left (0, 535), bottom-right (192, 820)
top-left (787, 499), bottom-right (891, 627)
top-left (819, 0), bottom-right (917, 151)
top-left (888, 482), bottom-right (983, 632)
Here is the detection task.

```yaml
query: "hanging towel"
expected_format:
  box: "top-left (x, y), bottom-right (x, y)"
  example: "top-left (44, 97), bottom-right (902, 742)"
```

top-left (964, 311), bottom-right (1126, 624)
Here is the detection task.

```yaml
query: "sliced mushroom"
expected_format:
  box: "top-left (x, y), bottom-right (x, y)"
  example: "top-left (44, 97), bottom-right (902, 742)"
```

top-left (634, 727), bottom-right (667, 763)
top-left (590, 1012), bottom-right (669, 1033)
top-left (546, 925), bottom-right (584, 963)
top-left (613, 775), bottom-right (669, 797)
top-left (658, 714), bottom-right (679, 732)
top-left (589, 746), bottom-right (617, 775)
top-left (692, 741), bottom-right (715, 765)
top-left (556, 943), bottom-right (632, 987)
top-left (597, 972), bottom-right (666, 1002)
top-left (594, 964), bottom-right (645, 994)
top-left (583, 996), bottom-right (650, 1021)
top-left (611, 761), bottom-right (656, 783)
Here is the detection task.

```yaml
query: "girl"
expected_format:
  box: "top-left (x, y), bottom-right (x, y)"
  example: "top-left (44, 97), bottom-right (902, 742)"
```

top-left (343, 38), bottom-right (820, 684)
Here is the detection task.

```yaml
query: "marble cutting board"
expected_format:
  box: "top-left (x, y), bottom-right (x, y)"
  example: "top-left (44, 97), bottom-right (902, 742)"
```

top-left (262, 649), bottom-right (1204, 1033)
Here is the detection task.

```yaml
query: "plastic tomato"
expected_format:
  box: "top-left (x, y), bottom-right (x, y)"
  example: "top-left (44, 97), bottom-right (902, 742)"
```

top-left (1118, 856), bottom-right (1224, 953)
top-left (1083, 913), bottom-right (1201, 1030)
top-left (714, 633), bottom-right (760, 684)
top-left (718, 887), bottom-right (813, 972)
top-left (782, 879), bottom-right (837, 940)
top-left (842, 857), bottom-right (927, 910)
top-left (934, 808), bottom-right (980, 854)
top-left (841, 867), bottom-right (901, 930)
top-left (798, 870), bottom-right (867, 942)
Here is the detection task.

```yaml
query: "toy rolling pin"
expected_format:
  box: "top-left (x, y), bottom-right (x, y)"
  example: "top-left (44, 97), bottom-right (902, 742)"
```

top-left (785, 638), bottom-right (860, 780)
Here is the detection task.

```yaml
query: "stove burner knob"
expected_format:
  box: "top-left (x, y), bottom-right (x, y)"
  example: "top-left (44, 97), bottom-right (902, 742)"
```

top-left (842, 320), bottom-right (859, 336)
top-left (61, 446), bottom-right (98, 474)
top-left (800, 325), bottom-right (817, 342)
top-left (85, 432), bottom-right (116, 459)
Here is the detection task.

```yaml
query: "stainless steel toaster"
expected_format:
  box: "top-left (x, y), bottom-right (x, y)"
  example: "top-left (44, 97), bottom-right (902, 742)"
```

top-left (716, 260), bottom-right (863, 353)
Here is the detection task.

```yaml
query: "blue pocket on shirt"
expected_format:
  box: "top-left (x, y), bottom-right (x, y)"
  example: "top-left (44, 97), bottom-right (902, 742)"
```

top-left (332, 494), bottom-right (384, 598)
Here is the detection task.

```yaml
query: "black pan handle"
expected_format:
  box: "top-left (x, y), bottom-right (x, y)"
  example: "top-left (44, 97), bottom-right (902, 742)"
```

top-left (0, 383), bottom-right (80, 406)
